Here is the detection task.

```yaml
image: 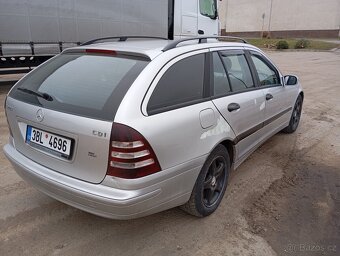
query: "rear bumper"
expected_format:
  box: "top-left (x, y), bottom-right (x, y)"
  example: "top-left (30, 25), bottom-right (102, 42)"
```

top-left (3, 143), bottom-right (204, 219)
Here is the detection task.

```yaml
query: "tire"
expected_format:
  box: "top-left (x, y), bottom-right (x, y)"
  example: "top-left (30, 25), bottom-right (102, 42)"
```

top-left (181, 145), bottom-right (230, 217)
top-left (282, 95), bottom-right (303, 134)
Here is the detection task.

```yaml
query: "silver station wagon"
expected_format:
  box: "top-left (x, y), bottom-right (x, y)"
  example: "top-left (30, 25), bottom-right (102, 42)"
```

top-left (4, 36), bottom-right (303, 219)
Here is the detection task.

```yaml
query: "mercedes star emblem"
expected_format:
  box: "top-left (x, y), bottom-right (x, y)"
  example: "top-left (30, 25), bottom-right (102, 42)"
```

top-left (36, 109), bottom-right (44, 122)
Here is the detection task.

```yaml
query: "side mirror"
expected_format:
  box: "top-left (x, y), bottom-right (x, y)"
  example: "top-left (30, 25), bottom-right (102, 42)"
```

top-left (284, 75), bottom-right (298, 86)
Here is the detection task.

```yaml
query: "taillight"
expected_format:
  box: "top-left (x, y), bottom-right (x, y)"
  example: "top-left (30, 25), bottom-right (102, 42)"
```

top-left (107, 123), bottom-right (161, 179)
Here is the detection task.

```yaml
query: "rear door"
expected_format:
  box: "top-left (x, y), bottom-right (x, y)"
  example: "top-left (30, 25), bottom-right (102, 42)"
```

top-left (6, 52), bottom-right (148, 183)
top-left (210, 49), bottom-right (265, 160)
top-left (141, 50), bottom-right (221, 169)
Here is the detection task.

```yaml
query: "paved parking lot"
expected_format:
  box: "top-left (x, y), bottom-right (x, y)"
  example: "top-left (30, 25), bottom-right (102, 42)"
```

top-left (0, 51), bottom-right (339, 256)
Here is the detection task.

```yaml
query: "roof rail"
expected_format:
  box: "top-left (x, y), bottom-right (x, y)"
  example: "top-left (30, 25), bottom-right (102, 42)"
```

top-left (162, 36), bottom-right (248, 52)
top-left (81, 36), bottom-right (168, 46)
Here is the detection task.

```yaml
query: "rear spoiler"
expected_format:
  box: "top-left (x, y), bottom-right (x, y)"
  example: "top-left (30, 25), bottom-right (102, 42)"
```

top-left (62, 48), bottom-right (151, 61)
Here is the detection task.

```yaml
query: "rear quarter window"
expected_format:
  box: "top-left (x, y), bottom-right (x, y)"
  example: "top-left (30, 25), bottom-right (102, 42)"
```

top-left (147, 54), bottom-right (205, 114)
top-left (9, 53), bottom-right (149, 121)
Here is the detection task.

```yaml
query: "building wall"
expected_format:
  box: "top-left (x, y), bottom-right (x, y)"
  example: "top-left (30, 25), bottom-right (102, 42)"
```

top-left (219, 0), bottom-right (340, 38)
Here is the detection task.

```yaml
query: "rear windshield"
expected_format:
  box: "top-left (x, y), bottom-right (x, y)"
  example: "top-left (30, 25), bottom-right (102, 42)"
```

top-left (9, 53), bottom-right (149, 121)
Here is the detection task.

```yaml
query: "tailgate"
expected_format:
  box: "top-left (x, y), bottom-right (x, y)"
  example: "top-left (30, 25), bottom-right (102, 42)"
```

top-left (6, 98), bottom-right (111, 184)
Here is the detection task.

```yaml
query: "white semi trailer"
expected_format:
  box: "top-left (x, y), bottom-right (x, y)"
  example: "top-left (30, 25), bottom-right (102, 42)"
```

top-left (0, 0), bottom-right (219, 69)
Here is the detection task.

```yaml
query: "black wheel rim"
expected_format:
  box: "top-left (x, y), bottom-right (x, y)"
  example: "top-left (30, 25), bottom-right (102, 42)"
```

top-left (203, 156), bottom-right (227, 208)
top-left (292, 98), bottom-right (302, 129)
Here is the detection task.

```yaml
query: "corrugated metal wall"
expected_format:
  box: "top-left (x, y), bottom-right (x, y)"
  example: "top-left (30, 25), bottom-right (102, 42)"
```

top-left (0, 0), bottom-right (168, 43)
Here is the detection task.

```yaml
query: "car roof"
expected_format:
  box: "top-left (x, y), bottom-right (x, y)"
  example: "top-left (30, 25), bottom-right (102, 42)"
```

top-left (63, 39), bottom-right (261, 60)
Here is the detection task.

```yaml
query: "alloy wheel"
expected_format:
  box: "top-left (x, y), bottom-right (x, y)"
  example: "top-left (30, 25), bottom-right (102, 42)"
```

top-left (292, 97), bottom-right (302, 129)
top-left (203, 156), bottom-right (227, 207)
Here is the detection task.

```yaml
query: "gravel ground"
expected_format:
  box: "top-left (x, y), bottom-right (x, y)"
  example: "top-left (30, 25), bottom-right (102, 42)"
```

top-left (0, 51), bottom-right (339, 256)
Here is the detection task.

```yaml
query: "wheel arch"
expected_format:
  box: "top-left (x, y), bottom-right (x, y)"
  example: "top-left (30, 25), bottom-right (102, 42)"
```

top-left (220, 139), bottom-right (236, 169)
top-left (299, 91), bottom-right (304, 101)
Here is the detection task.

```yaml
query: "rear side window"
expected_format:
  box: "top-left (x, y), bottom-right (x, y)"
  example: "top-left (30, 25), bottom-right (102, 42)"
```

top-left (10, 53), bottom-right (148, 121)
top-left (147, 54), bottom-right (205, 114)
top-left (220, 52), bottom-right (254, 92)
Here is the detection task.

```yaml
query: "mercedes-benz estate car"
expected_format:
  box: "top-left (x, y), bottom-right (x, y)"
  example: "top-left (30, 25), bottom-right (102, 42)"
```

top-left (3, 36), bottom-right (303, 219)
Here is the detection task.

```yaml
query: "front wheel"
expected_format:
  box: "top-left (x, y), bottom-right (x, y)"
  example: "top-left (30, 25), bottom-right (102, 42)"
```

top-left (181, 145), bottom-right (230, 217)
top-left (282, 95), bottom-right (303, 134)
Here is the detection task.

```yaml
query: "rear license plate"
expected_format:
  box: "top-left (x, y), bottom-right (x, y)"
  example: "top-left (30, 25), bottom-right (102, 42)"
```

top-left (26, 126), bottom-right (72, 157)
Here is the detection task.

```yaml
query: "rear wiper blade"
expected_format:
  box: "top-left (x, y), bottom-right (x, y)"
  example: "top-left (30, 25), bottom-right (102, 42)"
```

top-left (17, 88), bottom-right (53, 101)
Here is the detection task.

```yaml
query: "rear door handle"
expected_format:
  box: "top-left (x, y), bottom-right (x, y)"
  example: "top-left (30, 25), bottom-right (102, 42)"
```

top-left (266, 93), bottom-right (273, 100)
top-left (228, 103), bottom-right (240, 112)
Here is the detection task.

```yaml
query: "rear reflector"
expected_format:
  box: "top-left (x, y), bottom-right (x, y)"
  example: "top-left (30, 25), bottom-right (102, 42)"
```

top-left (107, 123), bottom-right (161, 179)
